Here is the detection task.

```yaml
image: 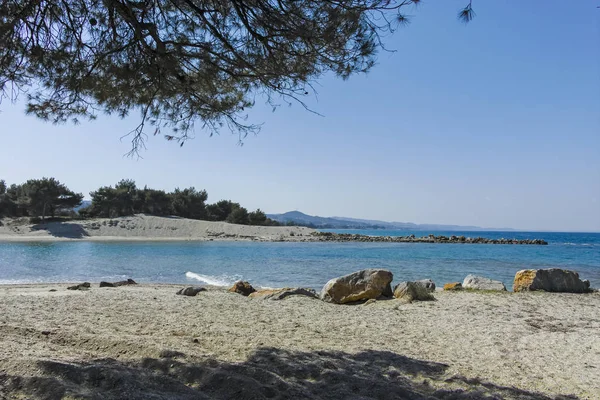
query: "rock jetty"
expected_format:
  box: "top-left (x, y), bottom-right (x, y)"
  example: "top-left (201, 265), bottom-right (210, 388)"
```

top-left (310, 232), bottom-right (547, 245)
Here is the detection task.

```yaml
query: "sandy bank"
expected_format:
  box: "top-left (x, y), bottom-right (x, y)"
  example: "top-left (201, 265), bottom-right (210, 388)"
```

top-left (0, 215), bottom-right (316, 242)
top-left (0, 284), bottom-right (598, 399)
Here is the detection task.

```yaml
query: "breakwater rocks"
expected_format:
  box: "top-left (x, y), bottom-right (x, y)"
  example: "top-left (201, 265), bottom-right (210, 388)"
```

top-left (310, 232), bottom-right (548, 245)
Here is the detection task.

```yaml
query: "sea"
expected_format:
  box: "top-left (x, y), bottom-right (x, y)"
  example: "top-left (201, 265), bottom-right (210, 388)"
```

top-left (0, 230), bottom-right (599, 291)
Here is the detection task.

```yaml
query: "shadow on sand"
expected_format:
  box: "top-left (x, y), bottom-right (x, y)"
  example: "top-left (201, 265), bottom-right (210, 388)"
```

top-left (31, 222), bottom-right (89, 239)
top-left (0, 347), bottom-right (578, 400)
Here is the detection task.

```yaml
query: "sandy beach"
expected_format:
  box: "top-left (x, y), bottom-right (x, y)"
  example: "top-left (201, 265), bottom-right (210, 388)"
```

top-left (0, 284), bottom-right (598, 399)
top-left (0, 215), bottom-right (316, 242)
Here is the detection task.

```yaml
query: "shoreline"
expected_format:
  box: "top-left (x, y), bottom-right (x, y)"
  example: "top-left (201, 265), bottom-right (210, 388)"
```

top-left (0, 215), bottom-right (549, 244)
top-left (0, 283), bottom-right (598, 399)
top-left (0, 235), bottom-right (548, 244)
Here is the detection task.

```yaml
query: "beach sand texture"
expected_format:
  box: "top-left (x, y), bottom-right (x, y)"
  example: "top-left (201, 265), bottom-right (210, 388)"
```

top-left (0, 284), bottom-right (598, 399)
top-left (0, 215), bottom-right (316, 242)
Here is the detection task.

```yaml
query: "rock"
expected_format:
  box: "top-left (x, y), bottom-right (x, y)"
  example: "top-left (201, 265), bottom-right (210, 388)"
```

top-left (228, 281), bottom-right (256, 296)
top-left (176, 287), bottom-right (207, 296)
top-left (264, 288), bottom-right (319, 300)
top-left (381, 281), bottom-right (394, 298)
top-left (248, 289), bottom-right (279, 298)
top-left (462, 275), bottom-right (507, 291)
top-left (251, 288), bottom-right (318, 300)
top-left (415, 279), bottom-right (436, 292)
top-left (513, 269), bottom-right (591, 293)
top-left (99, 279), bottom-right (137, 288)
top-left (49, 289), bottom-right (57, 292)
top-left (443, 282), bottom-right (463, 291)
top-left (67, 282), bottom-right (91, 290)
top-left (393, 282), bottom-right (435, 302)
top-left (320, 269), bottom-right (393, 304)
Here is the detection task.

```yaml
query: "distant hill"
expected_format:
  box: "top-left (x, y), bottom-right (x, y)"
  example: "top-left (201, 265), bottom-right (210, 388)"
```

top-left (266, 211), bottom-right (390, 229)
top-left (74, 200), bottom-right (92, 213)
top-left (267, 211), bottom-right (514, 231)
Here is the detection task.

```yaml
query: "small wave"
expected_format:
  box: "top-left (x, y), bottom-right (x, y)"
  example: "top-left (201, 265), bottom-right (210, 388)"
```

top-left (185, 272), bottom-right (241, 287)
top-left (563, 242), bottom-right (598, 247)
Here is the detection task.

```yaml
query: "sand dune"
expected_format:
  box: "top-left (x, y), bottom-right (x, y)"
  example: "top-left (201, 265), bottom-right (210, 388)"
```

top-left (0, 284), bottom-right (598, 399)
top-left (0, 214), bottom-right (316, 242)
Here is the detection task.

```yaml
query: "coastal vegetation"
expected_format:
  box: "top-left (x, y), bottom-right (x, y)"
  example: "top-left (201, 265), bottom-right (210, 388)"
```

top-left (0, 177), bottom-right (279, 226)
top-left (0, 178), bottom-right (83, 221)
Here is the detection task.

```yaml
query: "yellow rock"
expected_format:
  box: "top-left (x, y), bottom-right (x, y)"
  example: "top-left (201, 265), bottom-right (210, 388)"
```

top-left (443, 282), bottom-right (463, 291)
top-left (513, 270), bottom-right (538, 292)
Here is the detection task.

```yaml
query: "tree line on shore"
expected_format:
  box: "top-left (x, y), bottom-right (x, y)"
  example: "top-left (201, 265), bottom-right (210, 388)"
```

top-left (0, 178), bottom-right (280, 226)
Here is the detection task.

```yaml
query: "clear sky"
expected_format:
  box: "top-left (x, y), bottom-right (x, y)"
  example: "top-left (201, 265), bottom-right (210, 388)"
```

top-left (1, 0), bottom-right (599, 232)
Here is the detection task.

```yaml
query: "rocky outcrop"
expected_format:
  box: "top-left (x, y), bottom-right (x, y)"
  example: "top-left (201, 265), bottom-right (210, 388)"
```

top-left (393, 282), bottom-right (435, 302)
top-left (228, 281), bottom-right (256, 296)
top-left (249, 288), bottom-right (318, 300)
top-left (462, 275), bottom-right (506, 291)
top-left (67, 282), bottom-right (91, 290)
top-left (513, 269), bottom-right (591, 293)
top-left (443, 282), bottom-right (463, 291)
top-left (176, 287), bottom-right (207, 296)
top-left (320, 269), bottom-right (393, 304)
top-left (99, 279), bottom-right (137, 288)
top-left (311, 232), bottom-right (547, 245)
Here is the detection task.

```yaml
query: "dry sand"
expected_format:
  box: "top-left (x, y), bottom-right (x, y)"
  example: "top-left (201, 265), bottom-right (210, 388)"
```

top-left (0, 215), bottom-right (316, 242)
top-left (1, 284), bottom-right (598, 399)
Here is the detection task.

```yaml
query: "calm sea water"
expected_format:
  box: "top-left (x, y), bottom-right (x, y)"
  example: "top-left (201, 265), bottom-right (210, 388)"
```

top-left (0, 231), bottom-right (598, 291)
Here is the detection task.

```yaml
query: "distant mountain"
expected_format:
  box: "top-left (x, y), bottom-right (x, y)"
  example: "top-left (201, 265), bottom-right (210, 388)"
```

top-left (266, 211), bottom-right (390, 229)
top-left (267, 211), bottom-right (514, 231)
top-left (74, 200), bottom-right (92, 213)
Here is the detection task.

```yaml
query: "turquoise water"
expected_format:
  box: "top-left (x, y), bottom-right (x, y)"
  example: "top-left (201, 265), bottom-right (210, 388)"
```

top-left (0, 231), bottom-right (598, 290)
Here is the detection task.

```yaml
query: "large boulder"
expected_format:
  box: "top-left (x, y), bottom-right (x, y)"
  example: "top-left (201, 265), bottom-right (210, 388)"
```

top-left (513, 269), bottom-right (591, 293)
top-left (393, 282), bottom-right (435, 302)
top-left (462, 275), bottom-right (506, 291)
top-left (320, 269), bottom-right (393, 304)
top-left (228, 281), bottom-right (256, 296)
top-left (249, 288), bottom-right (318, 300)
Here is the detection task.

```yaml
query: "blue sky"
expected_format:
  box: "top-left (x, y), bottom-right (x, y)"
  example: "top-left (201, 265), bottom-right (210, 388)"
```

top-left (1, 0), bottom-right (599, 232)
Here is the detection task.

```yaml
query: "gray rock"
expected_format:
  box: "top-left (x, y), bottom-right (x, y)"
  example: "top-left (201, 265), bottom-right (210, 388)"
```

top-left (415, 279), bottom-right (436, 292)
top-left (393, 282), bottom-right (435, 302)
top-left (320, 269), bottom-right (393, 304)
top-left (462, 275), bottom-right (507, 291)
top-left (99, 279), bottom-right (137, 288)
top-left (67, 282), bottom-right (90, 290)
top-left (514, 268), bottom-right (591, 293)
top-left (263, 288), bottom-right (318, 300)
top-left (582, 280), bottom-right (591, 290)
top-left (176, 287), bottom-right (207, 296)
